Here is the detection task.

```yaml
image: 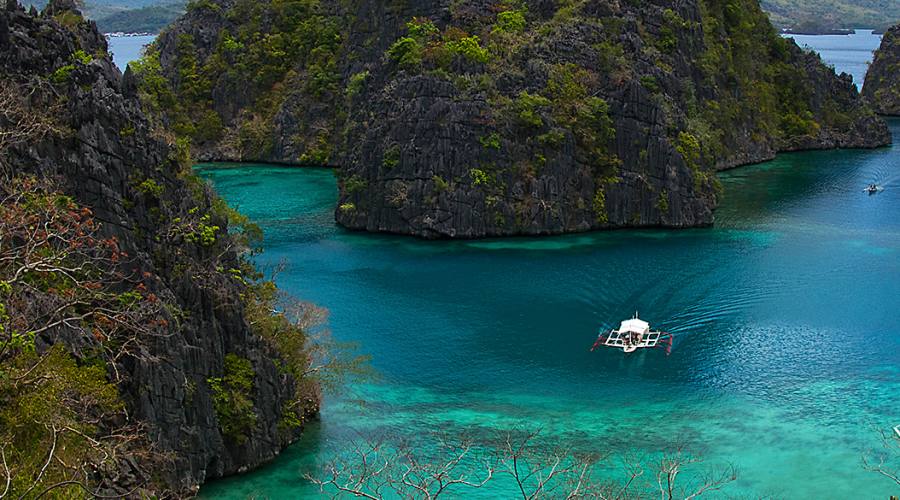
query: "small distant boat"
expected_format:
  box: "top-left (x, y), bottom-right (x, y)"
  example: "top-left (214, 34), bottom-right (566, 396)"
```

top-left (864, 184), bottom-right (882, 195)
top-left (894, 424), bottom-right (900, 439)
top-left (591, 314), bottom-right (673, 355)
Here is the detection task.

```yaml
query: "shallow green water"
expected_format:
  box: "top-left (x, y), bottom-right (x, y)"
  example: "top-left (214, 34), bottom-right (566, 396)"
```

top-left (196, 118), bottom-right (899, 498)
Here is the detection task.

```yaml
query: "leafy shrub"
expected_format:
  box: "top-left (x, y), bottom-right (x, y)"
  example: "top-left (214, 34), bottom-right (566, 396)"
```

top-left (53, 10), bottom-right (82, 28)
top-left (675, 132), bottom-right (701, 169)
top-left (298, 132), bottom-right (331, 165)
top-left (780, 111), bottom-right (820, 137)
top-left (208, 354), bottom-right (257, 444)
top-left (185, 214), bottom-right (220, 247)
top-left (494, 9), bottom-right (527, 33)
top-left (538, 129), bottom-right (565, 147)
top-left (406, 17), bottom-right (439, 38)
top-left (469, 168), bottom-right (490, 186)
top-left (136, 178), bottom-right (164, 198)
top-left (593, 187), bottom-right (608, 224)
top-left (640, 75), bottom-right (660, 93)
top-left (382, 145), bottom-right (401, 169)
top-left (50, 64), bottom-right (75, 84)
top-left (432, 175), bottom-right (450, 192)
top-left (388, 37), bottom-right (423, 68)
top-left (130, 49), bottom-right (177, 115)
top-left (514, 91), bottom-right (550, 128)
top-left (657, 189), bottom-right (669, 214)
top-left (479, 132), bottom-right (501, 150)
top-left (343, 175), bottom-right (368, 194)
top-left (72, 50), bottom-right (93, 65)
top-left (221, 33), bottom-right (244, 52)
top-left (657, 9), bottom-right (687, 53)
top-left (346, 70), bottom-right (370, 97)
top-left (446, 36), bottom-right (491, 63)
top-left (187, 0), bottom-right (223, 13)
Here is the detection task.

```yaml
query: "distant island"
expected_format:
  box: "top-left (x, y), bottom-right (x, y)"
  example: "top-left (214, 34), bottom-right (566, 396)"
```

top-left (24, 0), bottom-right (898, 36)
top-left (761, 0), bottom-right (900, 33)
top-left (23, 0), bottom-right (184, 33)
top-left (95, 2), bottom-right (184, 34)
top-left (781, 27), bottom-right (856, 36)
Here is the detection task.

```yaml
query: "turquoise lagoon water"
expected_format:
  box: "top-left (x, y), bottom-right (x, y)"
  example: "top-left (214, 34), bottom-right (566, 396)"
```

top-left (196, 119), bottom-right (900, 498)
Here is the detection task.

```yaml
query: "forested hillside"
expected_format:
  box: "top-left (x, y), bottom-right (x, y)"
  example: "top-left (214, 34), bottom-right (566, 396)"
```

top-left (761, 0), bottom-right (900, 32)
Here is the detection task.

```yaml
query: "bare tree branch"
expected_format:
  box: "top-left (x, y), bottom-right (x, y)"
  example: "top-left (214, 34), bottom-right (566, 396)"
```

top-left (306, 430), bottom-right (737, 499)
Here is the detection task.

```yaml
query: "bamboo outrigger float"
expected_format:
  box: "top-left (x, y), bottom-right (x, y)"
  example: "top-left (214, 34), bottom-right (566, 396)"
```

top-left (591, 314), bottom-right (673, 355)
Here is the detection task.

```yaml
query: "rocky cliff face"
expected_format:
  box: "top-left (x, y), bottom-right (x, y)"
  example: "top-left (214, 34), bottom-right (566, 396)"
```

top-left (1, 1), bottom-right (314, 495)
top-left (863, 24), bottom-right (900, 115)
top-left (147, 0), bottom-right (890, 238)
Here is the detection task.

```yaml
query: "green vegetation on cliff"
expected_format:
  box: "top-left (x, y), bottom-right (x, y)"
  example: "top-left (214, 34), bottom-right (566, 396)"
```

top-left (136, 0), bottom-right (886, 238)
top-left (0, 2), bottom-right (366, 495)
top-left (133, 0), bottom-right (341, 159)
top-left (862, 24), bottom-right (900, 115)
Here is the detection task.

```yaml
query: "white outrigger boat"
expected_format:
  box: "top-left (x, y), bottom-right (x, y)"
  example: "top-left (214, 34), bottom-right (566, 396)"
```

top-left (864, 184), bottom-right (883, 195)
top-left (591, 314), bottom-right (673, 354)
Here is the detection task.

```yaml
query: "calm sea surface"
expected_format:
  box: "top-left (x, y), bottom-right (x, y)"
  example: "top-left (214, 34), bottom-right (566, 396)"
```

top-left (196, 41), bottom-right (899, 498)
top-left (784, 30), bottom-right (882, 89)
top-left (107, 35), bottom-right (156, 70)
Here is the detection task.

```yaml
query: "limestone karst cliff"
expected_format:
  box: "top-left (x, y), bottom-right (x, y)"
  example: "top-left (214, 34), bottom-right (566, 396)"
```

top-left (1, 1), bottom-right (317, 495)
top-left (143, 0), bottom-right (889, 238)
top-left (863, 23), bottom-right (900, 116)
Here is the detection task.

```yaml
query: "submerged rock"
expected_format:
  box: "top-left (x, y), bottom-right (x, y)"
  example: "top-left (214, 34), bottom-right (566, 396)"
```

top-left (863, 24), bottom-right (900, 116)
top-left (147, 0), bottom-right (889, 238)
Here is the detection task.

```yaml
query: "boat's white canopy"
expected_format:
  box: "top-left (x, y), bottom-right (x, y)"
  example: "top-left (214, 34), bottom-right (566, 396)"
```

top-left (618, 318), bottom-right (650, 334)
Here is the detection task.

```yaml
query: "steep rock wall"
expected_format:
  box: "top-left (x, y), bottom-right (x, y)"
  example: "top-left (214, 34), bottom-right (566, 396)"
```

top-left (863, 24), bottom-right (900, 116)
top-left (1, 1), bottom-right (314, 494)
top-left (149, 0), bottom-right (890, 238)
